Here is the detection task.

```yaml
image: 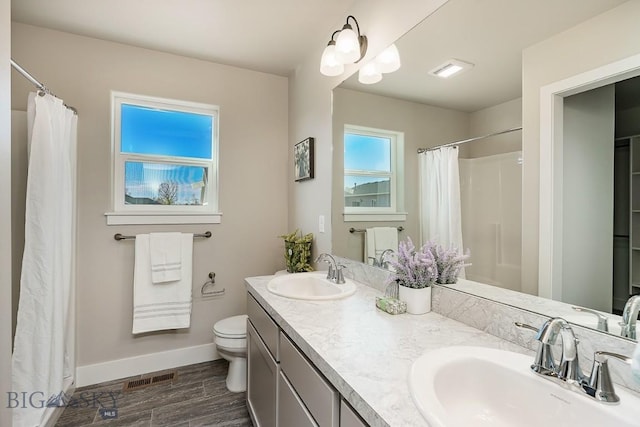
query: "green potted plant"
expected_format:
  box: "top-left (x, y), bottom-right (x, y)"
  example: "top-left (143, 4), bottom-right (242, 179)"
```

top-left (279, 229), bottom-right (314, 273)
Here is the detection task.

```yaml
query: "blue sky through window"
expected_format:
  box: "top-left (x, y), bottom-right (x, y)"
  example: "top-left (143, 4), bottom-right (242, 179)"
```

top-left (344, 133), bottom-right (391, 172)
top-left (121, 104), bottom-right (213, 159)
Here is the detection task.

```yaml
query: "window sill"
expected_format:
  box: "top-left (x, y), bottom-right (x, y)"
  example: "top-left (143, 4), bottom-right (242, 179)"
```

top-left (343, 212), bottom-right (407, 222)
top-left (105, 212), bottom-right (222, 225)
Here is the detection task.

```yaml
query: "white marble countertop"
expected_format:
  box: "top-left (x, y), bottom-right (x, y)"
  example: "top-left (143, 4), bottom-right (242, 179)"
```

top-left (245, 275), bottom-right (534, 427)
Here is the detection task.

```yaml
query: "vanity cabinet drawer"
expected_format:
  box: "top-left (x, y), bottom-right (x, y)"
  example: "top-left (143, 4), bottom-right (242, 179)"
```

top-left (340, 400), bottom-right (368, 427)
top-left (247, 321), bottom-right (278, 427)
top-left (247, 293), bottom-right (279, 361)
top-left (279, 333), bottom-right (339, 427)
top-left (278, 371), bottom-right (318, 427)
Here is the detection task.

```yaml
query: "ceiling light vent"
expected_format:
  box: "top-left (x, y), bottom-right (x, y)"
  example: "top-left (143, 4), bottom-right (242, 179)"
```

top-left (429, 59), bottom-right (474, 79)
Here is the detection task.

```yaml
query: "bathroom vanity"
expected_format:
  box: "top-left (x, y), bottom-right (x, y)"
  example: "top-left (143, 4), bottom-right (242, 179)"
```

top-left (245, 275), bottom-right (538, 426)
top-left (247, 292), bottom-right (347, 427)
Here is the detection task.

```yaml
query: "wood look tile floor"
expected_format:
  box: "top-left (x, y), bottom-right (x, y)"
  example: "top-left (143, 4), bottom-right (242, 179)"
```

top-left (55, 360), bottom-right (253, 427)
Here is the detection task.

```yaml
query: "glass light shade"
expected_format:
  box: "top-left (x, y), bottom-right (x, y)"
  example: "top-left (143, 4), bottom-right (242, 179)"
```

top-left (320, 43), bottom-right (344, 76)
top-left (376, 44), bottom-right (401, 73)
top-left (335, 25), bottom-right (361, 64)
top-left (358, 62), bottom-right (382, 85)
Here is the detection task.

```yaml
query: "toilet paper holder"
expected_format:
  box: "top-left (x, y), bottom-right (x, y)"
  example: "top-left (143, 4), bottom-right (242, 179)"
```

top-left (201, 272), bottom-right (225, 297)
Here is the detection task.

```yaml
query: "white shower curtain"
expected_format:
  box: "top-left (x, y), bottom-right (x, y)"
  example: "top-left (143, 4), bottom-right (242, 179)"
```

top-left (419, 147), bottom-right (465, 268)
top-left (12, 93), bottom-right (77, 427)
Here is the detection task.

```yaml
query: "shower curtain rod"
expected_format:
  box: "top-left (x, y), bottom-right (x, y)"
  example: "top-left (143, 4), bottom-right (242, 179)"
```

top-left (10, 58), bottom-right (78, 114)
top-left (417, 126), bottom-right (522, 153)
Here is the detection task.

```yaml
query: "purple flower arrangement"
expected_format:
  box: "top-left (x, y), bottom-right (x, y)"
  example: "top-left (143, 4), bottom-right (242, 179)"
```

top-left (426, 241), bottom-right (471, 284)
top-left (389, 237), bottom-right (470, 288)
top-left (388, 237), bottom-right (438, 289)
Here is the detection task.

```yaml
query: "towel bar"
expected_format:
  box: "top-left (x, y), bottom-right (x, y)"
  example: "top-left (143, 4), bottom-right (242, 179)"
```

top-left (114, 231), bottom-right (212, 241)
top-left (349, 226), bottom-right (404, 234)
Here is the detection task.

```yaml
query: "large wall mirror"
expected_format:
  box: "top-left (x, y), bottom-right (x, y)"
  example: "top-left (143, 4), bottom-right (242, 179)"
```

top-left (332, 0), bottom-right (640, 341)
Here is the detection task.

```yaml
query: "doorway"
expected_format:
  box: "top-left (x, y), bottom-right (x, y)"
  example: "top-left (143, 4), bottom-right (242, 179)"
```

top-left (539, 53), bottom-right (640, 315)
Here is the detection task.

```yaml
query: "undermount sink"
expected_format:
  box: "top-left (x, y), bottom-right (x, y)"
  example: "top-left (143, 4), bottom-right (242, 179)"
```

top-left (409, 346), bottom-right (640, 427)
top-left (266, 272), bottom-right (357, 301)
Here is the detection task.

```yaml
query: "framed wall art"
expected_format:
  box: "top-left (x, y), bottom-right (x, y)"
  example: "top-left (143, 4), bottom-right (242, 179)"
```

top-left (294, 137), bottom-right (314, 182)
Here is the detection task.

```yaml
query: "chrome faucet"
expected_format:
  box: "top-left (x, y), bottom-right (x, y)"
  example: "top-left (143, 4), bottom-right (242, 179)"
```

top-left (517, 318), bottom-right (584, 383)
top-left (315, 253), bottom-right (346, 284)
top-left (620, 295), bottom-right (640, 340)
top-left (368, 249), bottom-right (396, 269)
top-left (378, 249), bottom-right (395, 269)
top-left (571, 306), bottom-right (609, 332)
top-left (516, 319), bottom-right (631, 403)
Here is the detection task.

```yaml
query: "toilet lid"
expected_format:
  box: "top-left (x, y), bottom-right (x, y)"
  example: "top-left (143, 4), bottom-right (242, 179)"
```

top-left (214, 314), bottom-right (248, 338)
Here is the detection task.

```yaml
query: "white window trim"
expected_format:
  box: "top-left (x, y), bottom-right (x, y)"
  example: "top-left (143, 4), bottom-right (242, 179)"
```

top-left (343, 124), bottom-right (406, 222)
top-left (105, 91), bottom-right (221, 225)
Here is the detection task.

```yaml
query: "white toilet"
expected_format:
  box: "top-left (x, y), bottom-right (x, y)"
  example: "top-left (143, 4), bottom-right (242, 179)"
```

top-left (213, 314), bottom-right (248, 392)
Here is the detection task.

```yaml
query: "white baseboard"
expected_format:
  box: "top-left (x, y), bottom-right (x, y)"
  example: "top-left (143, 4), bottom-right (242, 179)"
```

top-left (76, 343), bottom-right (219, 387)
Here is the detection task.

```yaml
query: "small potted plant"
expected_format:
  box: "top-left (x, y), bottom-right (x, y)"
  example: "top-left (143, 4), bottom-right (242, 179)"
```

top-left (388, 237), bottom-right (437, 314)
top-left (279, 229), bottom-right (314, 273)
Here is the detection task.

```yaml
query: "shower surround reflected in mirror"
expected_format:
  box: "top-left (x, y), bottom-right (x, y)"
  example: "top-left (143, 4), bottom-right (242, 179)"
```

top-left (331, 0), bottom-right (640, 341)
top-left (459, 147), bottom-right (522, 291)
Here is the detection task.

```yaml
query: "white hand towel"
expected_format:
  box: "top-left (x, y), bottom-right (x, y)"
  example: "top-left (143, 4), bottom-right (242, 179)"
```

top-left (374, 227), bottom-right (399, 256)
top-left (365, 228), bottom-right (377, 265)
top-left (364, 227), bottom-right (399, 265)
top-left (150, 232), bottom-right (182, 283)
top-left (133, 233), bottom-right (193, 334)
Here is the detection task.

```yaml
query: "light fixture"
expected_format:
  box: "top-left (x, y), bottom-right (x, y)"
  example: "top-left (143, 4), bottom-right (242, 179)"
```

top-left (429, 59), bottom-right (474, 79)
top-left (358, 61), bottom-right (382, 85)
top-left (320, 15), bottom-right (368, 77)
top-left (320, 31), bottom-right (345, 77)
top-left (375, 44), bottom-right (401, 73)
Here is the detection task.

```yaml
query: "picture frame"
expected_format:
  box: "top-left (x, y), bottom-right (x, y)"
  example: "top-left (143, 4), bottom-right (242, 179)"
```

top-left (294, 137), bottom-right (314, 182)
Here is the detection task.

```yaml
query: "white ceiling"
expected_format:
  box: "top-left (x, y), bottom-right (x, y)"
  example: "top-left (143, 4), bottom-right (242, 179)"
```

top-left (340, 0), bottom-right (627, 112)
top-left (11, 0), bottom-right (357, 76)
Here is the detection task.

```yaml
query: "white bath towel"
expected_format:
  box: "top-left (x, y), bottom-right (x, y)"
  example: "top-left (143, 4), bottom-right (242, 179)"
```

top-left (133, 233), bottom-right (193, 334)
top-left (365, 227), bottom-right (399, 265)
top-left (150, 232), bottom-right (182, 283)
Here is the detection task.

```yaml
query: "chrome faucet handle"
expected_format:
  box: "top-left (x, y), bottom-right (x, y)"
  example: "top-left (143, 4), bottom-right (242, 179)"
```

top-left (514, 322), bottom-right (538, 332)
top-left (335, 264), bottom-right (346, 284)
top-left (586, 351), bottom-right (632, 403)
top-left (515, 321), bottom-right (556, 375)
top-left (572, 306), bottom-right (609, 332)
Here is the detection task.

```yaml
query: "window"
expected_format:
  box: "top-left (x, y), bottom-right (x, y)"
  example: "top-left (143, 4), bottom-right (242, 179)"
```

top-left (106, 92), bottom-right (220, 225)
top-left (343, 125), bottom-right (406, 221)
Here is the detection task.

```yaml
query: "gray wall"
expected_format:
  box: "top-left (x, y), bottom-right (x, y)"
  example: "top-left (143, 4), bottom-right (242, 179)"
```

top-left (1, 0), bottom-right (12, 424)
top-left (11, 23), bottom-right (289, 370)
top-left (562, 86), bottom-right (615, 311)
top-left (463, 97), bottom-right (522, 158)
top-left (288, 0), bottom-right (449, 257)
top-left (331, 87), bottom-right (469, 261)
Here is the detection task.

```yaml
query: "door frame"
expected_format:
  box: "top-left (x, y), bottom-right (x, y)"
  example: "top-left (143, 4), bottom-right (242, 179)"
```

top-left (539, 53), bottom-right (640, 300)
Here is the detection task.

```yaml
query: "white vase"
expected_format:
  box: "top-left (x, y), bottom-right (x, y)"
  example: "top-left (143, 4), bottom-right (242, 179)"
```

top-left (398, 285), bottom-right (432, 315)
